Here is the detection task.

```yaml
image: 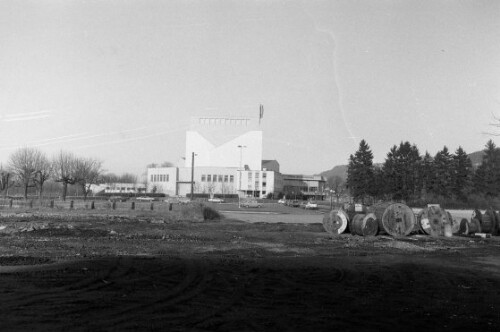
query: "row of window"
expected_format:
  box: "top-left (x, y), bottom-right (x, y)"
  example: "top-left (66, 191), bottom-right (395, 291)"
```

top-left (105, 187), bottom-right (137, 191)
top-left (247, 181), bottom-right (266, 189)
top-left (151, 174), bottom-right (169, 182)
top-left (247, 172), bottom-right (267, 180)
top-left (201, 174), bottom-right (234, 183)
top-left (198, 118), bottom-right (250, 126)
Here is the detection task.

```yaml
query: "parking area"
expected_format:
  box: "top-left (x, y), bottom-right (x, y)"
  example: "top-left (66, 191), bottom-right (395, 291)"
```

top-left (220, 210), bottom-right (324, 224)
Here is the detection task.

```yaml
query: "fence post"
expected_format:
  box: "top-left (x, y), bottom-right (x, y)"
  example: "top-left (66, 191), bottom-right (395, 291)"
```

top-left (112, 201), bottom-right (116, 210)
top-left (91, 201), bottom-right (95, 210)
top-left (150, 202), bottom-right (154, 211)
top-left (50, 200), bottom-right (54, 208)
top-left (70, 200), bottom-right (74, 209)
top-left (29, 200), bottom-right (33, 208)
top-left (9, 199), bottom-right (13, 208)
top-left (169, 203), bottom-right (173, 211)
top-left (131, 202), bottom-right (135, 210)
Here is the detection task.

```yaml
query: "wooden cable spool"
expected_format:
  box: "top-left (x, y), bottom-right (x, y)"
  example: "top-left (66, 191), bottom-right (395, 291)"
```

top-left (350, 213), bottom-right (378, 236)
top-left (322, 209), bottom-right (349, 235)
top-left (447, 211), bottom-right (460, 235)
top-left (380, 203), bottom-right (415, 237)
top-left (344, 204), bottom-right (367, 233)
top-left (418, 205), bottom-right (448, 237)
top-left (369, 202), bottom-right (392, 234)
top-left (458, 218), bottom-right (469, 235)
top-left (350, 214), bottom-right (365, 236)
top-left (468, 218), bottom-right (482, 234)
top-left (471, 209), bottom-right (482, 224)
top-left (481, 209), bottom-right (498, 234)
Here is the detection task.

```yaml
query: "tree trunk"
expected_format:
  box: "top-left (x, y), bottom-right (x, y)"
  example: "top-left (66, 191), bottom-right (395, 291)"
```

top-left (82, 184), bottom-right (88, 201)
top-left (62, 182), bottom-right (68, 201)
top-left (24, 183), bottom-right (29, 199)
top-left (38, 183), bottom-right (44, 201)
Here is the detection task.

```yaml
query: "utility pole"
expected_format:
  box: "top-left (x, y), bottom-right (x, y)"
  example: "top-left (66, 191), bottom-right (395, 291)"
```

top-left (190, 152), bottom-right (196, 200)
top-left (237, 145), bottom-right (246, 208)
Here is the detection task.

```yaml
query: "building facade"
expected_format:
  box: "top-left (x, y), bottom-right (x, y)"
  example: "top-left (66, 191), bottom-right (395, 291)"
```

top-left (146, 115), bottom-right (324, 199)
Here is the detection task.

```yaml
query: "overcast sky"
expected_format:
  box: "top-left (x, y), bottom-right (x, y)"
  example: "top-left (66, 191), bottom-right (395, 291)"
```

top-left (1, 0), bottom-right (499, 176)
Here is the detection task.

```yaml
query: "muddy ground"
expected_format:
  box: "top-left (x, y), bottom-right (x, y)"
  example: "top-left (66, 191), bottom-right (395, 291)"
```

top-left (0, 209), bottom-right (499, 331)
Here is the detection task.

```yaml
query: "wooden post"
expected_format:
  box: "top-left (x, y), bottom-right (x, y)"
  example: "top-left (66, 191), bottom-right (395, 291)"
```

top-left (112, 201), bottom-right (116, 210)
top-left (9, 199), bottom-right (13, 208)
top-left (150, 202), bottom-right (154, 211)
top-left (70, 200), bottom-right (74, 209)
top-left (131, 202), bottom-right (135, 210)
top-left (91, 201), bottom-right (95, 210)
top-left (50, 200), bottom-right (54, 208)
top-left (169, 203), bottom-right (173, 211)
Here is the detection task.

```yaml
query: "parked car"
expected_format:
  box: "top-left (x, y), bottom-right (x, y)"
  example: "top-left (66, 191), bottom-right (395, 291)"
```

top-left (304, 201), bottom-right (318, 209)
top-left (109, 196), bottom-right (127, 202)
top-left (208, 198), bottom-right (225, 203)
top-left (291, 200), bottom-right (300, 207)
top-left (278, 199), bottom-right (286, 204)
top-left (136, 196), bottom-right (154, 202)
top-left (241, 200), bottom-right (262, 208)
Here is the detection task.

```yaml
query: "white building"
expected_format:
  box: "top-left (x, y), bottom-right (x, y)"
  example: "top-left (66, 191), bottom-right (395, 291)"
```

top-left (185, 116), bottom-right (262, 170)
top-left (146, 114), bottom-right (322, 199)
top-left (91, 182), bottom-right (146, 195)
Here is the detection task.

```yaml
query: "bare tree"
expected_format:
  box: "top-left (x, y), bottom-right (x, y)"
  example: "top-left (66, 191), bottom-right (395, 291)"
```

top-left (101, 173), bottom-right (119, 184)
top-left (33, 152), bottom-right (52, 200)
top-left (160, 161), bottom-right (173, 167)
top-left (119, 173), bottom-right (138, 183)
top-left (52, 151), bottom-right (76, 201)
top-left (327, 175), bottom-right (346, 203)
top-left (9, 147), bottom-right (44, 199)
top-left (73, 157), bottom-right (103, 201)
top-left (0, 166), bottom-right (13, 197)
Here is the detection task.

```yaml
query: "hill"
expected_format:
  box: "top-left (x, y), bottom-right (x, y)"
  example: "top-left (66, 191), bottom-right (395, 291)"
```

top-left (318, 165), bottom-right (348, 181)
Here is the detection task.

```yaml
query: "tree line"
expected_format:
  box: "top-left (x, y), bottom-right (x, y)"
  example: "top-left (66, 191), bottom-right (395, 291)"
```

top-left (346, 139), bottom-right (500, 207)
top-left (0, 147), bottom-right (103, 201)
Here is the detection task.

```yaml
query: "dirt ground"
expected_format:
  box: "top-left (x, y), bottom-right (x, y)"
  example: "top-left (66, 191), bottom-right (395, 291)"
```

top-left (0, 209), bottom-right (499, 331)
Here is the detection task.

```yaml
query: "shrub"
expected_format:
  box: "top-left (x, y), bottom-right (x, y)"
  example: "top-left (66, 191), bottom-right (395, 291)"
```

top-left (202, 206), bottom-right (221, 220)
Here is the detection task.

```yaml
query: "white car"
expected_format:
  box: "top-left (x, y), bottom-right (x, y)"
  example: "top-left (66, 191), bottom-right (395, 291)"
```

top-left (136, 196), bottom-right (154, 202)
top-left (208, 198), bottom-right (225, 203)
top-left (278, 199), bottom-right (286, 204)
top-left (304, 201), bottom-right (318, 209)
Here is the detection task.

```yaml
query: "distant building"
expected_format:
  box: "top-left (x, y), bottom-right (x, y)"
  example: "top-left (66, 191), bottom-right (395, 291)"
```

top-left (282, 174), bottom-right (326, 200)
top-left (147, 114), bottom-right (324, 199)
top-left (91, 182), bottom-right (146, 195)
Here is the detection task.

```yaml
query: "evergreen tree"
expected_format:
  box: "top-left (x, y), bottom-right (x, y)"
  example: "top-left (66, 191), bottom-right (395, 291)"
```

top-left (474, 140), bottom-right (500, 197)
top-left (346, 140), bottom-right (375, 200)
top-left (382, 141), bottom-right (421, 201)
top-left (452, 146), bottom-right (473, 200)
top-left (433, 146), bottom-right (454, 197)
top-left (418, 151), bottom-right (435, 198)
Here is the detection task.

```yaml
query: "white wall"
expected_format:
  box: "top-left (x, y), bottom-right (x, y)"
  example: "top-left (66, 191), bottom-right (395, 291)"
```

top-left (147, 167), bottom-right (177, 196)
top-left (185, 131), bottom-right (262, 170)
top-left (237, 170), bottom-right (281, 198)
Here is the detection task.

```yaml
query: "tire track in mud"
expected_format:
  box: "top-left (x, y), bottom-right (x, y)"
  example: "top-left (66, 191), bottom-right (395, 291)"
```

top-left (1, 256), bottom-right (499, 331)
top-left (0, 258), bottom-right (129, 319)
